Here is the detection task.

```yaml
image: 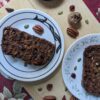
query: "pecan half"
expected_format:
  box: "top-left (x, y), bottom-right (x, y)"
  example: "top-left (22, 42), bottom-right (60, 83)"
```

top-left (33, 25), bottom-right (44, 35)
top-left (43, 96), bottom-right (56, 100)
top-left (67, 27), bottom-right (79, 38)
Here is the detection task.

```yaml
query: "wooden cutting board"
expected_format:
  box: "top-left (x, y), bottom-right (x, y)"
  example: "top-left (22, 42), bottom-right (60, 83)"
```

top-left (0, 0), bottom-right (100, 100)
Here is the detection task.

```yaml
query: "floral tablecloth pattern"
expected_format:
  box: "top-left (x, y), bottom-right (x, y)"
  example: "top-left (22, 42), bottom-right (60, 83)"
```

top-left (0, 0), bottom-right (11, 8)
top-left (0, 0), bottom-right (99, 100)
top-left (0, 72), bottom-right (33, 100)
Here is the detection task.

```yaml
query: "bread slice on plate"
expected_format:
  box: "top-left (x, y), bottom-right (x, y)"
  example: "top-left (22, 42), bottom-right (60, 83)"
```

top-left (2, 27), bottom-right (55, 66)
top-left (82, 45), bottom-right (100, 96)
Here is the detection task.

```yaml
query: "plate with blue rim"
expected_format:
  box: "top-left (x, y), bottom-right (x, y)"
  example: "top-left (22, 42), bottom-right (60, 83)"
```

top-left (62, 34), bottom-right (100, 100)
top-left (0, 9), bottom-right (64, 82)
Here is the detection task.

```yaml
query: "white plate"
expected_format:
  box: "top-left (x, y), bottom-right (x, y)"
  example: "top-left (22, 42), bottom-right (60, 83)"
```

top-left (0, 9), bottom-right (64, 82)
top-left (62, 34), bottom-right (100, 100)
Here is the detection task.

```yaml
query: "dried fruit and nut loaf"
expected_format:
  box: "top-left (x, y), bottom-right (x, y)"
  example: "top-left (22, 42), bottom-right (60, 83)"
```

top-left (2, 27), bottom-right (55, 65)
top-left (82, 45), bottom-right (100, 96)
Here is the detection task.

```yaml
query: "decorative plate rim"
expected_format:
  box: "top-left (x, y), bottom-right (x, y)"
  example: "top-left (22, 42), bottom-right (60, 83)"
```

top-left (0, 9), bottom-right (64, 82)
top-left (62, 33), bottom-right (100, 100)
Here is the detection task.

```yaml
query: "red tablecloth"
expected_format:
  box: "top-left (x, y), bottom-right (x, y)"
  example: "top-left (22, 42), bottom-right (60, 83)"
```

top-left (83, 0), bottom-right (100, 22)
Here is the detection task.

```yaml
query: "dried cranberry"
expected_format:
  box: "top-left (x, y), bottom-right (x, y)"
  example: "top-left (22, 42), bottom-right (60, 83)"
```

top-left (47, 84), bottom-right (53, 91)
top-left (62, 95), bottom-right (66, 100)
top-left (70, 96), bottom-right (78, 100)
top-left (38, 87), bottom-right (42, 92)
top-left (69, 5), bottom-right (75, 12)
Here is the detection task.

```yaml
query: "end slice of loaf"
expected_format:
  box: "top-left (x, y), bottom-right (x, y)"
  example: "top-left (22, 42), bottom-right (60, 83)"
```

top-left (82, 45), bottom-right (100, 96)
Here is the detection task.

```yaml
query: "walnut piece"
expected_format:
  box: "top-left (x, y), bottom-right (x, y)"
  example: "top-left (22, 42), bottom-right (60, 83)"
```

top-left (68, 12), bottom-right (82, 28)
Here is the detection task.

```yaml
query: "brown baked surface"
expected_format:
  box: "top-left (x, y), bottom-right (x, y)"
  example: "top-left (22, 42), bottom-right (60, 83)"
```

top-left (2, 27), bottom-right (55, 65)
top-left (82, 45), bottom-right (100, 96)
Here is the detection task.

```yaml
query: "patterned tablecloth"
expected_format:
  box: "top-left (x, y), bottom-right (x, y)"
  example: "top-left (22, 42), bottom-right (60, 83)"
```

top-left (0, 72), bottom-right (32, 100)
top-left (0, 1), bottom-right (76, 100)
top-left (0, 0), bottom-right (100, 100)
top-left (0, 0), bottom-right (100, 21)
top-left (83, 0), bottom-right (100, 22)
top-left (0, 0), bottom-right (10, 8)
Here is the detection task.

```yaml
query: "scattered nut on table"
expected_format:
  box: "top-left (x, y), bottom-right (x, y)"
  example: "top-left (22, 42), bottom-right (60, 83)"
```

top-left (68, 12), bottom-right (82, 29)
top-left (33, 25), bottom-right (44, 35)
top-left (43, 96), bottom-right (56, 100)
top-left (67, 27), bottom-right (79, 38)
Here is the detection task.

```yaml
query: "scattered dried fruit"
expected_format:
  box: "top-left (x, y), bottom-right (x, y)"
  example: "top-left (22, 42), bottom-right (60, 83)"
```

top-left (43, 96), bottom-right (56, 100)
top-left (33, 25), bottom-right (44, 35)
top-left (38, 87), bottom-right (42, 92)
top-left (24, 24), bottom-right (29, 29)
top-left (65, 87), bottom-right (68, 91)
top-left (58, 11), bottom-right (63, 15)
top-left (69, 5), bottom-right (75, 12)
top-left (68, 12), bottom-right (82, 28)
top-left (85, 19), bottom-right (89, 24)
top-left (62, 95), bottom-right (66, 100)
top-left (47, 84), bottom-right (53, 91)
top-left (67, 27), bottom-right (79, 38)
top-left (71, 73), bottom-right (76, 79)
top-left (70, 96), bottom-right (78, 100)
top-left (5, 8), bottom-right (14, 13)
